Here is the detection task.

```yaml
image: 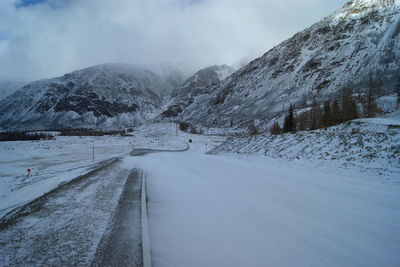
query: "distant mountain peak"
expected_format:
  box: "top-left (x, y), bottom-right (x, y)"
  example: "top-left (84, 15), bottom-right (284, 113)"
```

top-left (351, 0), bottom-right (399, 7)
top-left (339, 0), bottom-right (400, 14)
top-left (161, 64), bottom-right (235, 118)
top-left (0, 63), bottom-right (187, 130)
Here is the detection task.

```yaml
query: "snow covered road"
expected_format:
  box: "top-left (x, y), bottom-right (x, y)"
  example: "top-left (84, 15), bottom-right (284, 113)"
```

top-left (0, 159), bottom-right (136, 266)
top-left (127, 151), bottom-right (400, 267)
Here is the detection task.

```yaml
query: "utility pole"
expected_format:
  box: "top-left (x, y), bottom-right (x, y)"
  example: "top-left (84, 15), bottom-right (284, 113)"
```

top-left (92, 142), bottom-right (95, 164)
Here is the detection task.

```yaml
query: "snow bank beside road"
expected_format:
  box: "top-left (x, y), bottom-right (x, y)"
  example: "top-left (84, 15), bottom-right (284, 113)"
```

top-left (211, 119), bottom-right (400, 180)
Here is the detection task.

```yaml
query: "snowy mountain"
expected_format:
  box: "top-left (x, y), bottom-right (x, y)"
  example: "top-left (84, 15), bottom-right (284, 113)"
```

top-left (0, 63), bottom-right (186, 130)
top-left (161, 65), bottom-right (235, 118)
top-left (146, 62), bottom-right (189, 91)
top-left (181, 0), bottom-right (400, 128)
top-left (2, 1), bottom-right (399, 131)
top-left (0, 78), bottom-right (26, 101)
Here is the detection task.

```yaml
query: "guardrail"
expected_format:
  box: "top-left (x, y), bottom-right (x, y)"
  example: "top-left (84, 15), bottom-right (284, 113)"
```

top-left (129, 144), bottom-right (190, 156)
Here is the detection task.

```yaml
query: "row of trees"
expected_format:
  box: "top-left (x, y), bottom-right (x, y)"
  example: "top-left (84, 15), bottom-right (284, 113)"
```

top-left (179, 122), bottom-right (201, 134)
top-left (0, 131), bottom-right (54, 142)
top-left (270, 84), bottom-right (383, 134)
top-left (59, 129), bottom-right (124, 136)
top-left (0, 128), bottom-right (131, 141)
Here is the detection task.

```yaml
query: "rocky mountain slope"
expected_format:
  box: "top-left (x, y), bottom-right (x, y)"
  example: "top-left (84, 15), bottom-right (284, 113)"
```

top-left (181, 0), bottom-right (400, 129)
top-left (0, 63), bottom-right (186, 130)
top-left (161, 65), bottom-right (235, 118)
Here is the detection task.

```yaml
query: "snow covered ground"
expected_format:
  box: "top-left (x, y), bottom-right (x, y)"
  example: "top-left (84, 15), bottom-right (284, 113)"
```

top-left (0, 123), bottom-right (223, 217)
top-left (1, 122), bottom-right (399, 266)
top-left (211, 118), bottom-right (400, 181)
top-left (0, 135), bottom-right (132, 217)
top-left (125, 150), bottom-right (400, 267)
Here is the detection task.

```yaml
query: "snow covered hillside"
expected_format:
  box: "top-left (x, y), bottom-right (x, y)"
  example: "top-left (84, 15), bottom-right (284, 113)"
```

top-left (161, 65), bottom-right (235, 118)
top-left (181, 0), bottom-right (400, 129)
top-left (211, 117), bottom-right (400, 179)
top-left (0, 63), bottom-right (186, 130)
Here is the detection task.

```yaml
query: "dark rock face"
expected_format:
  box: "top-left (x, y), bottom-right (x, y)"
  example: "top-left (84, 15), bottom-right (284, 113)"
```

top-left (162, 65), bottom-right (235, 118)
top-left (161, 105), bottom-right (183, 118)
top-left (53, 94), bottom-right (139, 117)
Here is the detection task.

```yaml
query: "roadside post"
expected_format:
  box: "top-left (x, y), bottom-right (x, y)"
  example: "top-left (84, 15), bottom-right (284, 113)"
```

top-left (92, 137), bottom-right (95, 164)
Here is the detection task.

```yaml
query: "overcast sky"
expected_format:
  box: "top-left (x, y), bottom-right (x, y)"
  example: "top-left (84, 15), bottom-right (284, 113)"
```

top-left (0, 0), bottom-right (349, 80)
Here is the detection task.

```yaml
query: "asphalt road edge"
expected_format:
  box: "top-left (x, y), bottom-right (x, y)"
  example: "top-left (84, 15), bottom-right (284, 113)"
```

top-left (141, 171), bottom-right (152, 267)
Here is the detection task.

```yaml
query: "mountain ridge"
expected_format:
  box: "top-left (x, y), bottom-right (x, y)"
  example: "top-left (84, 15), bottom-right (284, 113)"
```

top-left (0, 63), bottom-right (186, 130)
top-left (0, 0), bottom-right (399, 131)
top-left (161, 64), bottom-right (236, 118)
top-left (178, 0), bottom-right (400, 129)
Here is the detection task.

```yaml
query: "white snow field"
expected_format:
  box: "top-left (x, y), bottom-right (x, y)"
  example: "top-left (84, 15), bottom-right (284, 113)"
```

top-left (0, 135), bottom-right (133, 217)
top-left (1, 122), bottom-right (399, 266)
top-left (0, 123), bottom-right (222, 217)
top-left (128, 152), bottom-right (400, 267)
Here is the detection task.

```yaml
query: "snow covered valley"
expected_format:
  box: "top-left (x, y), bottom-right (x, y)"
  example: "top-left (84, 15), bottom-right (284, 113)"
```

top-left (0, 122), bottom-right (399, 266)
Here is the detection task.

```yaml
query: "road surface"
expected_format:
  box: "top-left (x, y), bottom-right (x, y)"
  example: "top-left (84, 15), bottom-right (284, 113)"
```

top-left (1, 147), bottom-right (399, 267)
top-left (127, 151), bottom-right (400, 267)
top-left (0, 159), bottom-right (141, 266)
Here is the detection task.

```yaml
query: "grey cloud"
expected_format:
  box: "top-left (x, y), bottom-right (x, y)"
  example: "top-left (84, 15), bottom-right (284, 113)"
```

top-left (0, 0), bottom-right (349, 80)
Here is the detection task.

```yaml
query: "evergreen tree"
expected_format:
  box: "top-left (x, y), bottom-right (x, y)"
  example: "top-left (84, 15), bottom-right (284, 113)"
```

top-left (297, 111), bottom-right (310, 131)
top-left (331, 100), bottom-right (342, 125)
top-left (270, 121), bottom-right (282, 135)
top-left (283, 103), bottom-right (297, 133)
top-left (366, 72), bottom-right (379, 118)
top-left (247, 124), bottom-right (258, 135)
top-left (310, 99), bottom-right (321, 130)
top-left (179, 122), bottom-right (189, 131)
top-left (321, 100), bottom-right (332, 127)
top-left (341, 87), bottom-right (358, 122)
